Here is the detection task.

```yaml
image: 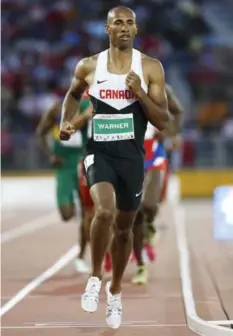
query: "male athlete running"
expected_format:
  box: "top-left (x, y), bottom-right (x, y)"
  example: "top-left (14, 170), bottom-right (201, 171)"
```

top-left (132, 84), bottom-right (183, 284)
top-left (36, 92), bottom-right (92, 273)
top-left (59, 6), bottom-right (169, 329)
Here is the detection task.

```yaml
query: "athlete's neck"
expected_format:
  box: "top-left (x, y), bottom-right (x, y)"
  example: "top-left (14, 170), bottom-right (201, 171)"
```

top-left (108, 45), bottom-right (132, 69)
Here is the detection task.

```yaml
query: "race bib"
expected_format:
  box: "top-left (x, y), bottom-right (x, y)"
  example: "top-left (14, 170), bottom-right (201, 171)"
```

top-left (60, 131), bottom-right (82, 147)
top-left (93, 113), bottom-right (134, 142)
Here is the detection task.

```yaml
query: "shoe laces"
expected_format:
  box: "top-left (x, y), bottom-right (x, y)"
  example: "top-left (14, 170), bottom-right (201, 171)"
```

top-left (137, 265), bottom-right (146, 275)
top-left (84, 280), bottom-right (99, 300)
top-left (107, 294), bottom-right (122, 316)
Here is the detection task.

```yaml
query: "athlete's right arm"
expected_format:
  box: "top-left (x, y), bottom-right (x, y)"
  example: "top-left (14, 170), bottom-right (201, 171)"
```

top-left (35, 101), bottom-right (60, 158)
top-left (71, 104), bottom-right (93, 130)
top-left (60, 58), bottom-right (90, 139)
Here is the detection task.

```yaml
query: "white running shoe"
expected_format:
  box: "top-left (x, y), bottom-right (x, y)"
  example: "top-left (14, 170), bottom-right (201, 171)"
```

top-left (105, 281), bottom-right (122, 329)
top-left (81, 276), bottom-right (101, 313)
top-left (75, 258), bottom-right (90, 274)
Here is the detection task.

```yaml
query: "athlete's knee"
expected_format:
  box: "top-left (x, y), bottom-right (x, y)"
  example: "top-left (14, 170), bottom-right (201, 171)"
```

top-left (113, 211), bottom-right (135, 241)
top-left (113, 224), bottom-right (133, 243)
top-left (60, 213), bottom-right (73, 222)
top-left (59, 205), bottom-right (75, 222)
top-left (95, 206), bottom-right (115, 224)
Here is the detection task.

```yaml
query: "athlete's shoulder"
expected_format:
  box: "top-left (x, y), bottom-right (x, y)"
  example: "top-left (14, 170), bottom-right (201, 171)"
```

top-left (74, 54), bottom-right (99, 78)
top-left (141, 53), bottom-right (164, 75)
top-left (75, 52), bottom-right (104, 72)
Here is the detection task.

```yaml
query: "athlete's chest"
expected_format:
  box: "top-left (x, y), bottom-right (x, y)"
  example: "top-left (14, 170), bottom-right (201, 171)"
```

top-left (88, 49), bottom-right (148, 111)
top-left (89, 73), bottom-right (138, 110)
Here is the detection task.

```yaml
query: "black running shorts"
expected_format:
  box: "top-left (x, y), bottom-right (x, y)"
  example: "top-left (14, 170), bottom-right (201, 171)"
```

top-left (84, 153), bottom-right (144, 211)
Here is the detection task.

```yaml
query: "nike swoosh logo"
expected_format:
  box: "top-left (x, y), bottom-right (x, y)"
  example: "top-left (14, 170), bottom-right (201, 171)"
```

top-left (136, 190), bottom-right (142, 197)
top-left (97, 80), bottom-right (107, 84)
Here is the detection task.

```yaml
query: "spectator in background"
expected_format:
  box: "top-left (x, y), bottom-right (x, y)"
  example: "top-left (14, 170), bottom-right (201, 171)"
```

top-left (197, 94), bottom-right (228, 133)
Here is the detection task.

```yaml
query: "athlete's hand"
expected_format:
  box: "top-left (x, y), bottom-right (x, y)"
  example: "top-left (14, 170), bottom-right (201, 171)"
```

top-left (50, 155), bottom-right (63, 168)
top-left (59, 121), bottom-right (75, 141)
top-left (126, 71), bottom-right (142, 96)
top-left (172, 134), bottom-right (182, 150)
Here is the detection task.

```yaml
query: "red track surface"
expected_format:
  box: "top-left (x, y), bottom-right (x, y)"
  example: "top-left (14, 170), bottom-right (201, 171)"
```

top-left (1, 200), bottom-right (232, 336)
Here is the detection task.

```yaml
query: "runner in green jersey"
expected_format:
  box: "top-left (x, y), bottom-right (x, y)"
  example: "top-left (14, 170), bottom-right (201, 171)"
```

top-left (36, 92), bottom-right (92, 273)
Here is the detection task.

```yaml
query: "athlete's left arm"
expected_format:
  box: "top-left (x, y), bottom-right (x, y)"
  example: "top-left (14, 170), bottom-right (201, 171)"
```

top-left (126, 59), bottom-right (169, 130)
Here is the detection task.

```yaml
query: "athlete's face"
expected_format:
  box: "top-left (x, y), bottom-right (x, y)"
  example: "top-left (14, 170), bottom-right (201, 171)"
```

top-left (106, 10), bottom-right (137, 49)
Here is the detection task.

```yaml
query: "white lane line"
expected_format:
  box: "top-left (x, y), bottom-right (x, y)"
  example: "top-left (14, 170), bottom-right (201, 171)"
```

top-left (1, 213), bottom-right (58, 244)
top-left (33, 321), bottom-right (158, 326)
top-left (1, 323), bottom-right (187, 329)
top-left (1, 293), bottom-right (179, 300)
top-left (0, 245), bottom-right (78, 317)
top-left (173, 203), bottom-right (233, 336)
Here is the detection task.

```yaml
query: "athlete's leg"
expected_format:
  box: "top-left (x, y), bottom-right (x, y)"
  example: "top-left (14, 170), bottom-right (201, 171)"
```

top-left (132, 169), bottom-right (165, 284)
top-left (58, 204), bottom-right (75, 221)
top-left (89, 182), bottom-right (115, 279)
top-left (132, 207), bottom-right (144, 266)
top-left (81, 155), bottom-right (143, 330)
top-left (110, 210), bottom-right (136, 293)
top-left (104, 158), bottom-right (143, 329)
top-left (104, 250), bottom-right (112, 273)
top-left (74, 206), bottom-right (93, 273)
top-left (56, 169), bottom-right (75, 221)
top-left (77, 206), bottom-right (93, 256)
top-left (76, 163), bottom-right (94, 272)
top-left (78, 181), bottom-right (113, 274)
top-left (133, 170), bottom-right (161, 263)
top-left (77, 181), bottom-right (93, 260)
top-left (81, 154), bottom-right (117, 314)
top-left (78, 206), bottom-right (94, 255)
top-left (141, 169), bottom-right (165, 241)
top-left (159, 161), bottom-right (169, 203)
top-left (78, 204), bottom-right (86, 259)
top-left (81, 181), bottom-right (115, 313)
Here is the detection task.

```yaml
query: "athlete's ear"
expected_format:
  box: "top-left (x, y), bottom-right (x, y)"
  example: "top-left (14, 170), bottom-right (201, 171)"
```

top-left (105, 24), bottom-right (110, 34)
top-left (135, 25), bottom-right (138, 35)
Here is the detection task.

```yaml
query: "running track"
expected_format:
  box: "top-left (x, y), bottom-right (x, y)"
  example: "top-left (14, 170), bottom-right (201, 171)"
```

top-left (1, 177), bottom-right (233, 336)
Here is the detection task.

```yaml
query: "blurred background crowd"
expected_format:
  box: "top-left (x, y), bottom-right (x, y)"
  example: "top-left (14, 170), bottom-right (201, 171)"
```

top-left (1, 0), bottom-right (233, 170)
